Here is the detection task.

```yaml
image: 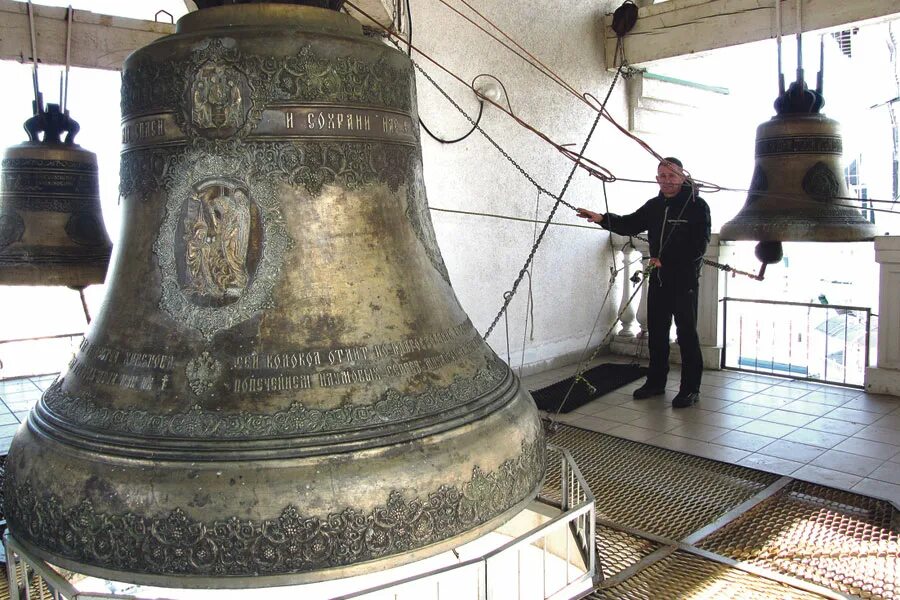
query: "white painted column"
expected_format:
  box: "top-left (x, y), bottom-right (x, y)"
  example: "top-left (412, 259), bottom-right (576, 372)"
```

top-left (865, 236), bottom-right (900, 397)
top-left (610, 235), bottom-right (651, 359)
top-left (615, 241), bottom-right (638, 338)
top-left (632, 236), bottom-right (651, 341)
top-left (697, 234), bottom-right (724, 370)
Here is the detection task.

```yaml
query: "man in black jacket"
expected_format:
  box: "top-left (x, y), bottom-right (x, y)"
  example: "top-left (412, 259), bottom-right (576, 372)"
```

top-left (576, 158), bottom-right (711, 408)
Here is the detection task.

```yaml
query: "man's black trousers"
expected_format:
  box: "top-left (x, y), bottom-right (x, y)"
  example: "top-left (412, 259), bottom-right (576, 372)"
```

top-left (645, 281), bottom-right (703, 393)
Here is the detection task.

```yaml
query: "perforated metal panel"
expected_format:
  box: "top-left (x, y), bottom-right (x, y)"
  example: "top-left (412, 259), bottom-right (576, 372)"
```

top-left (589, 550), bottom-right (828, 599)
top-left (545, 423), bottom-right (779, 540)
top-left (595, 524), bottom-right (660, 583)
top-left (545, 423), bottom-right (899, 599)
top-left (698, 479), bottom-right (900, 599)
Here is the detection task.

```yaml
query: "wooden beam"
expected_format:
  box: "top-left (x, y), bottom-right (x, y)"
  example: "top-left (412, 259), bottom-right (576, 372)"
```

top-left (182, 0), bottom-right (396, 29)
top-left (0, 0), bottom-right (394, 72)
top-left (603, 0), bottom-right (900, 69)
top-left (342, 0), bottom-right (395, 29)
top-left (0, 0), bottom-right (174, 70)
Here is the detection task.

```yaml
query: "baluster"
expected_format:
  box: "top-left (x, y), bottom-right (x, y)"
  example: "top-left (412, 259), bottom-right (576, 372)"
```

top-left (616, 242), bottom-right (637, 338)
top-left (631, 237), bottom-right (651, 340)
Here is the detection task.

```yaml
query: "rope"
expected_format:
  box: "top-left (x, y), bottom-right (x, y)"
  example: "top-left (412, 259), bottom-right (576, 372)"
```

top-left (552, 179), bottom-right (629, 411)
top-left (551, 264), bottom-right (649, 422)
top-left (503, 290), bottom-right (513, 365)
top-left (518, 270), bottom-right (535, 376)
top-left (428, 206), bottom-right (597, 229)
top-left (517, 190), bottom-right (542, 376)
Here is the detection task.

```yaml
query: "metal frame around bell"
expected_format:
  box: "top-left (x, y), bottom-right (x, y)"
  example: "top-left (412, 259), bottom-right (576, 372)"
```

top-left (2, 444), bottom-right (595, 600)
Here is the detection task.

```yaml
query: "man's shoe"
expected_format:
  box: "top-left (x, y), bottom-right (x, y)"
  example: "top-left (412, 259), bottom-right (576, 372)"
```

top-left (672, 391), bottom-right (699, 408)
top-left (633, 383), bottom-right (666, 400)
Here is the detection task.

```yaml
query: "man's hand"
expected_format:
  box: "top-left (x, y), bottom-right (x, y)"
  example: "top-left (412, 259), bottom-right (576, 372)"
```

top-left (648, 257), bottom-right (662, 268)
top-left (575, 208), bottom-right (603, 223)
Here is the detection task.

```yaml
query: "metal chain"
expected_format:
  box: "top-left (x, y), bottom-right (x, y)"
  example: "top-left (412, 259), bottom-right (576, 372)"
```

top-left (483, 198), bottom-right (565, 340)
top-left (481, 63), bottom-right (626, 340)
top-left (412, 53), bottom-right (625, 339)
top-left (551, 263), bottom-right (651, 420)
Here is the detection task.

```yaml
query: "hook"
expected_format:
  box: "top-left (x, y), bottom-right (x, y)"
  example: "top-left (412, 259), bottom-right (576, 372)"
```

top-left (155, 10), bottom-right (174, 24)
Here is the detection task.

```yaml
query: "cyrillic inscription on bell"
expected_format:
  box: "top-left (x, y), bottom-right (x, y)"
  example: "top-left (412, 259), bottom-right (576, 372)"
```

top-left (4, 3), bottom-right (544, 588)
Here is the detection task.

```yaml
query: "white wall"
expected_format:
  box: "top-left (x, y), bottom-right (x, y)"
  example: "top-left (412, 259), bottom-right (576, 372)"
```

top-left (406, 0), bottom-right (650, 374)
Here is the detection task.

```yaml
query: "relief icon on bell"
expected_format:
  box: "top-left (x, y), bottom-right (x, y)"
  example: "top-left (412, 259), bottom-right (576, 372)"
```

top-left (179, 178), bottom-right (259, 305)
top-left (3, 1), bottom-right (545, 588)
top-left (189, 62), bottom-right (250, 135)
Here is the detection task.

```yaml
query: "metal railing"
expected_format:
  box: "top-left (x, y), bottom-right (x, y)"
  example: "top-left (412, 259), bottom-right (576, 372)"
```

top-left (0, 333), bottom-right (83, 381)
top-left (3, 445), bottom-right (595, 600)
top-left (721, 297), bottom-right (873, 388)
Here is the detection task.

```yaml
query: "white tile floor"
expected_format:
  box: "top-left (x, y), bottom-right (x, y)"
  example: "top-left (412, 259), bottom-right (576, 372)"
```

top-left (3, 363), bottom-right (899, 507)
top-left (525, 355), bottom-right (900, 507)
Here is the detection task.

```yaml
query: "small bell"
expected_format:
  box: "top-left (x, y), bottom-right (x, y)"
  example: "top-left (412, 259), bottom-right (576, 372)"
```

top-left (720, 33), bottom-right (877, 260)
top-left (0, 101), bottom-right (112, 287)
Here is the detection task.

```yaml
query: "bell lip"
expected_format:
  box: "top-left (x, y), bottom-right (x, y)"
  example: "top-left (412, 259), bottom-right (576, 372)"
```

top-left (176, 3), bottom-right (364, 37)
top-left (0, 268), bottom-right (108, 288)
top-left (7, 481), bottom-right (544, 589)
top-left (718, 225), bottom-right (878, 243)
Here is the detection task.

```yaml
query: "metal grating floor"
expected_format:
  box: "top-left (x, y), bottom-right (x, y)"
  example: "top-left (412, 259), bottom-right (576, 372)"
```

top-left (0, 423), bottom-right (897, 598)
top-left (697, 479), bottom-right (900, 599)
top-left (543, 423), bottom-right (780, 540)
top-left (2, 561), bottom-right (53, 600)
top-left (545, 422), bottom-right (900, 599)
top-left (589, 550), bottom-right (829, 599)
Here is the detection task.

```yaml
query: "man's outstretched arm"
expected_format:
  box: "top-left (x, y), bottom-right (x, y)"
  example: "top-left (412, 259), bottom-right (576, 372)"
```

top-left (576, 203), bottom-right (651, 237)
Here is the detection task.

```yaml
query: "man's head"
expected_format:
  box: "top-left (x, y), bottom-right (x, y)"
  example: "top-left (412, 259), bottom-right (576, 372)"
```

top-left (656, 157), bottom-right (686, 198)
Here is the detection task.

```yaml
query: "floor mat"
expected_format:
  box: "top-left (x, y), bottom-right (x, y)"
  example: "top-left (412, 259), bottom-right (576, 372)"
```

top-left (529, 363), bottom-right (647, 413)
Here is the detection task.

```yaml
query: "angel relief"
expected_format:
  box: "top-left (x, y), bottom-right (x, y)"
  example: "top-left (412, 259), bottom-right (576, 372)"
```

top-left (180, 180), bottom-right (257, 305)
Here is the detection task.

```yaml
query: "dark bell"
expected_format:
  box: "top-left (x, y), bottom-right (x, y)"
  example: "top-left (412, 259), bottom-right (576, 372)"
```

top-left (0, 103), bottom-right (112, 287)
top-left (720, 77), bottom-right (877, 243)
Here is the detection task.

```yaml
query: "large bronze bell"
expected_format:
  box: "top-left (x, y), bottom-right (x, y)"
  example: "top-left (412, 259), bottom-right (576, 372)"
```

top-left (3, 2), bottom-right (544, 588)
top-left (720, 53), bottom-right (877, 245)
top-left (0, 104), bottom-right (112, 286)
